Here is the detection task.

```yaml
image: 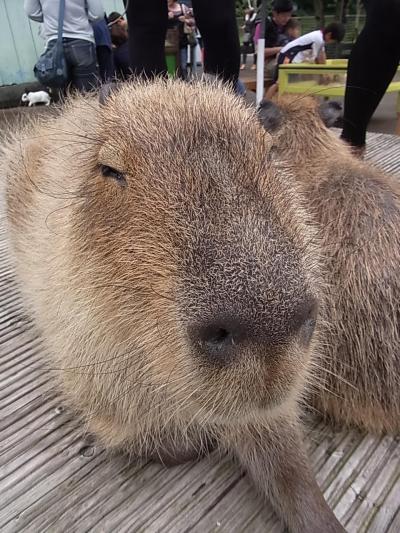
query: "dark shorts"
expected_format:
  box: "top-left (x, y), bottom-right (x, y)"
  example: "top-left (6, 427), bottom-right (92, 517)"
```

top-left (273, 52), bottom-right (289, 83)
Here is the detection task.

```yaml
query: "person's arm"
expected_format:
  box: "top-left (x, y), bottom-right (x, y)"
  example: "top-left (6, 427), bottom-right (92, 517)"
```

top-left (265, 46), bottom-right (281, 58)
top-left (24, 0), bottom-right (43, 22)
top-left (86, 0), bottom-right (105, 22)
top-left (316, 46), bottom-right (327, 64)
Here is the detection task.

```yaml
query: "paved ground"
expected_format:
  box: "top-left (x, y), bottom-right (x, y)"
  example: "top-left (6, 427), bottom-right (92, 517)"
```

top-left (1, 83), bottom-right (398, 137)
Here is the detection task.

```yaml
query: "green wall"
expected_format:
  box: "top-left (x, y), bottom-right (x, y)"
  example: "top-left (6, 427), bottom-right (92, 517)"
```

top-left (0, 0), bottom-right (125, 86)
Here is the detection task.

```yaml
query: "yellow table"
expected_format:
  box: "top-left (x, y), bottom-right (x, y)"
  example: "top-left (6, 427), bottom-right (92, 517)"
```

top-left (278, 60), bottom-right (400, 134)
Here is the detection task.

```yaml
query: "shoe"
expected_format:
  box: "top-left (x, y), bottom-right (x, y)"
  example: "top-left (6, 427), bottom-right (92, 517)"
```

top-left (240, 64), bottom-right (246, 70)
top-left (251, 64), bottom-right (256, 70)
top-left (350, 145), bottom-right (366, 159)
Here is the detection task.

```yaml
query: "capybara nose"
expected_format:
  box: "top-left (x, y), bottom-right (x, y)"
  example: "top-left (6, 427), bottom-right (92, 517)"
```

top-left (189, 297), bottom-right (318, 366)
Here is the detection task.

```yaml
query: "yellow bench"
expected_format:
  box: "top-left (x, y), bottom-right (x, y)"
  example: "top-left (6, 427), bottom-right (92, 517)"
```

top-left (278, 59), bottom-right (400, 134)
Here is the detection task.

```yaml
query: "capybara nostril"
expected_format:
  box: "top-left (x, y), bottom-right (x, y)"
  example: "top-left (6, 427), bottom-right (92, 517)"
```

top-left (202, 325), bottom-right (232, 346)
top-left (292, 297), bottom-right (318, 345)
top-left (190, 318), bottom-right (245, 365)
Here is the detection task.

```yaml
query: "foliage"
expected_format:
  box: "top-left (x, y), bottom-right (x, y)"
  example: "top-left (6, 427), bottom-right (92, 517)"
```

top-left (236, 0), bottom-right (362, 17)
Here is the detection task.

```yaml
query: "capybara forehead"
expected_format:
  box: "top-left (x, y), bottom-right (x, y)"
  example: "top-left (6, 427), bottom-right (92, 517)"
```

top-left (274, 95), bottom-right (327, 134)
top-left (97, 79), bottom-right (271, 167)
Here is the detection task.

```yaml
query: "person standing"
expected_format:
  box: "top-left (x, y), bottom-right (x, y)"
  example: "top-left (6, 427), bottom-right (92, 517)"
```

top-left (341, 0), bottom-right (400, 152)
top-left (24, 0), bottom-right (104, 92)
top-left (167, 0), bottom-right (197, 80)
top-left (240, 7), bottom-right (257, 70)
top-left (108, 12), bottom-right (131, 80)
top-left (93, 14), bottom-right (114, 83)
top-left (125, 0), bottom-right (240, 86)
top-left (262, 0), bottom-right (294, 79)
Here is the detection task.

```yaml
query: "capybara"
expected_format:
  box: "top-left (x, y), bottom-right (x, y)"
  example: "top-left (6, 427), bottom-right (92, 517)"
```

top-left (259, 95), bottom-right (400, 433)
top-left (2, 80), bottom-right (344, 532)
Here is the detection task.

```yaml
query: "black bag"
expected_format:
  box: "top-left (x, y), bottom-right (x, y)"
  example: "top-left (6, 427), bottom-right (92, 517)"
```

top-left (34, 0), bottom-right (68, 87)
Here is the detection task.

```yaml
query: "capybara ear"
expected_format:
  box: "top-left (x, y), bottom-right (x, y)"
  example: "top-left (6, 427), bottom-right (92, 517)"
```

top-left (257, 99), bottom-right (283, 132)
top-left (318, 100), bottom-right (342, 128)
top-left (99, 82), bottom-right (118, 105)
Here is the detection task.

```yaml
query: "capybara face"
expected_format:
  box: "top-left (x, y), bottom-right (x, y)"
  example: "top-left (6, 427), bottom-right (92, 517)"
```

top-left (52, 82), bottom-right (321, 425)
top-left (258, 96), bottom-right (342, 161)
top-left (6, 81), bottom-right (322, 434)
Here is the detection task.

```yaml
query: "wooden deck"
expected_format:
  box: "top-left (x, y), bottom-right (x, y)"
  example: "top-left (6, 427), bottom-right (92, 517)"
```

top-left (1, 131), bottom-right (400, 532)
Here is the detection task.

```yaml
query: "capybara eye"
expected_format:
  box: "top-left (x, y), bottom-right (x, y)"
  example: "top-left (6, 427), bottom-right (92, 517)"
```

top-left (99, 164), bottom-right (126, 186)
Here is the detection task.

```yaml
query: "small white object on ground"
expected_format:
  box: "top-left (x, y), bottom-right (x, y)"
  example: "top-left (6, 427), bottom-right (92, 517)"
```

top-left (21, 90), bottom-right (51, 107)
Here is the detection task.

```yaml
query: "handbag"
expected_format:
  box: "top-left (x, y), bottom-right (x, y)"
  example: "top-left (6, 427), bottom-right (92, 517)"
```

top-left (184, 25), bottom-right (197, 47)
top-left (34, 0), bottom-right (68, 87)
top-left (180, 3), bottom-right (197, 47)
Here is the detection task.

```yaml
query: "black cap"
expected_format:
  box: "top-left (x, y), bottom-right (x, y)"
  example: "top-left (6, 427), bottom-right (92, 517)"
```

top-left (272, 0), bottom-right (294, 13)
top-left (107, 11), bottom-right (123, 23)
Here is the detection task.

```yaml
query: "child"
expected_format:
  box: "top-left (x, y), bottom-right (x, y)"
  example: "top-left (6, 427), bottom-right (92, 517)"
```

top-left (276, 18), bottom-right (301, 47)
top-left (265, 22), bottom-right (345, 99)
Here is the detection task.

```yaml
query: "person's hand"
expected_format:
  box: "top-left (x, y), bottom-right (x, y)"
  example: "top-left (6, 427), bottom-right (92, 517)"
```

top-left (168, 11), bottom-right (174, 19)
top-left (319, 74), bottom-right (334, 85)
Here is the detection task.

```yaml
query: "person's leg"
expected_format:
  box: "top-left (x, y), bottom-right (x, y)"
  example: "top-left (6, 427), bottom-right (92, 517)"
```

top-left (96, 46), bottom-right (115, 83)
top-left (241, 41), bottom-right (249, 69)
top-left (179, 47), bottom-right (188, 80)
top-left (126, 0), bottom-right (168, 77)
top-left (341, 0), bottom-right (400, 147)
top-left (192, 0), bottom-right (240, 84)
top-left (190, 45), bottom-right (197, 76)
top-left (63, 39), bottom-right (99, 92)
top-left (241, 49), bottom-right (247, 69)
top-left (265, 61), bottom-right (281, 100)
top-left (252, 51), bottom-right (257, 70)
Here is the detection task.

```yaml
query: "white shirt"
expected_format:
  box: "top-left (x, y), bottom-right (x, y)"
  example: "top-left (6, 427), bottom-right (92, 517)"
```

top-left (24, 0), bottom-right (104, 44)
top-left (280, 30), bottom-right (325, 63)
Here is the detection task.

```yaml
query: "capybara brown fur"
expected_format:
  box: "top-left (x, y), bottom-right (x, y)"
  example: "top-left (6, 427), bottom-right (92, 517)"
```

top-left (2, 80), bottom-right (344, 532)
top-left (259, 95), bottom-right (400, 434)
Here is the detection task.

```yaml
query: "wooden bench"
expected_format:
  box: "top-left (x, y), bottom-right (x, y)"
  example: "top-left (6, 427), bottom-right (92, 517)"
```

top-left (278, 60), bottom-right (400, 134)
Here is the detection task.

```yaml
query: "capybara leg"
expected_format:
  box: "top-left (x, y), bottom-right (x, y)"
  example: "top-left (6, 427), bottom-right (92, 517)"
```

top-left (222, 419), bottom-right (345, 533)
top-left (148, 436), bottom-right (216, 466)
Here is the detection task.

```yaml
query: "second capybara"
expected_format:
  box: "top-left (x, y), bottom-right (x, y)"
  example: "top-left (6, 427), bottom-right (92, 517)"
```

top-left (259, 95), bottom-right (400, 433)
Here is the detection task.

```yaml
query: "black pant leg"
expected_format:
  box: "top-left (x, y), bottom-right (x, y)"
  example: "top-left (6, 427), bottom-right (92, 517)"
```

top-left (192, 0), bottom-right (239, 84)
top-left (96, 46), bottom-right (115, 83)
top-left (341, 0), bottom-right (400, 147)
top-left (126, 0), bottom-right (168, 77)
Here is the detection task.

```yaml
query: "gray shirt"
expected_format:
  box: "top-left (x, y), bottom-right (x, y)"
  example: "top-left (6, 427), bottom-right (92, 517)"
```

top-left (24, 0), bottom-right (104, 44)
